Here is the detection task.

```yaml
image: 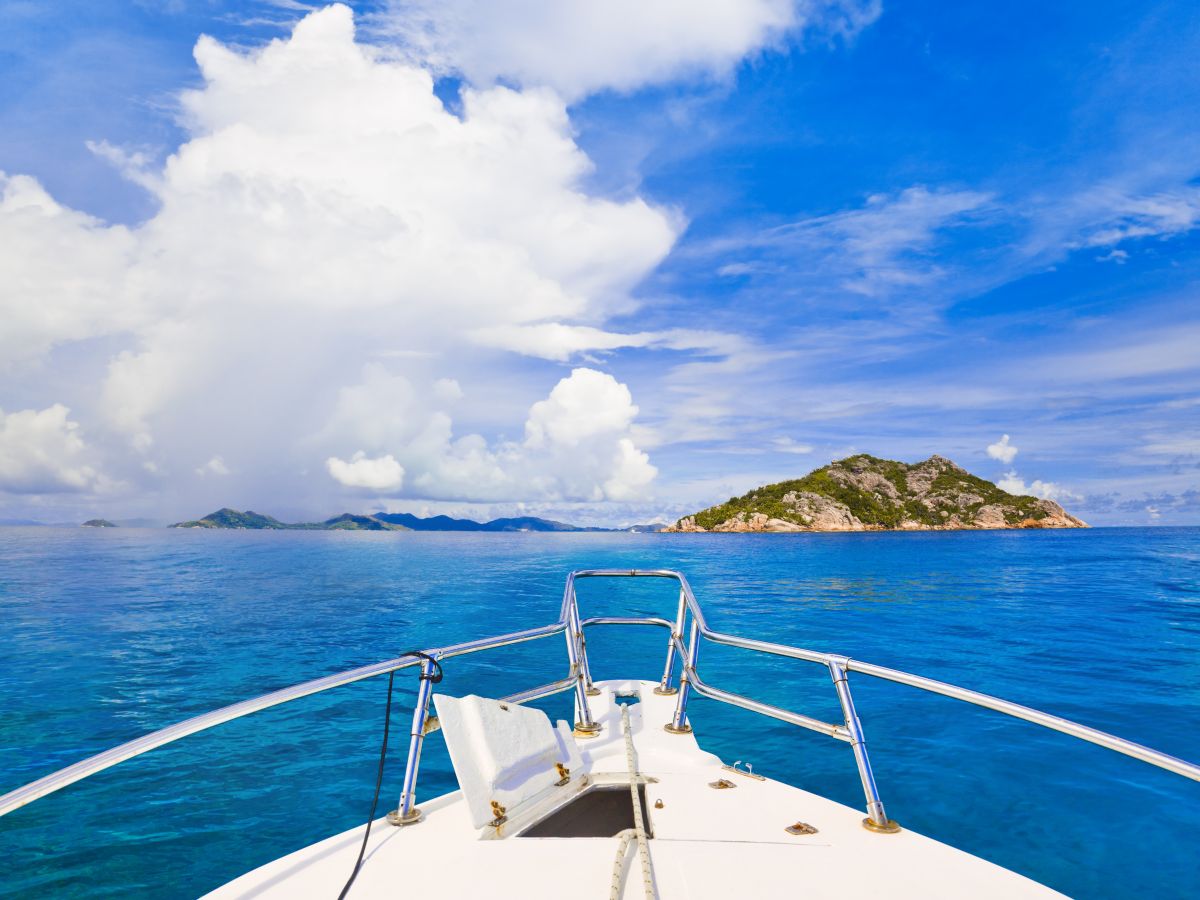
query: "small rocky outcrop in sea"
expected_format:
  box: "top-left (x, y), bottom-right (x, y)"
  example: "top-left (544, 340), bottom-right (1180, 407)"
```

top-left (666, 454), bottom-right (1087, 533)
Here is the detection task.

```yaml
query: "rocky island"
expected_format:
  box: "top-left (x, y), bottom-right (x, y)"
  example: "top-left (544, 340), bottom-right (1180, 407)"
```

top-left (667, 454), bottom-right (1087, 533)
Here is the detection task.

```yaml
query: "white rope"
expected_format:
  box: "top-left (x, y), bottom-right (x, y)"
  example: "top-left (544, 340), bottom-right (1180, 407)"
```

top-left (609, 704), bottom-right (655, 900)
top-left (609, 829), bottom-right (637, 899)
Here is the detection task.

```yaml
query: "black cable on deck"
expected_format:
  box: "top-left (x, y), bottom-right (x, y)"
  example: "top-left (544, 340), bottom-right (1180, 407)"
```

top-left (337, 651), bottom-right (442, 899)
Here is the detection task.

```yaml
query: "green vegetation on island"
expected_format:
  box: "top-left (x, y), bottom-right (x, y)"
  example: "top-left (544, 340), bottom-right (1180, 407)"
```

top-left (81, 519), bottom-right (118, 528)
top-left (669, 454), bottom-right (1087, 532)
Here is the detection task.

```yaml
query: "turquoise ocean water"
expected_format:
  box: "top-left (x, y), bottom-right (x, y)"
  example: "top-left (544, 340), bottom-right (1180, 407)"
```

top-left (0, 527), bottom-right (1197, 897)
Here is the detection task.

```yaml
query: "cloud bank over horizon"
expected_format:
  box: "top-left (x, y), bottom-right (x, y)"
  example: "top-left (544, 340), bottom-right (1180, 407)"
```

top-left (0, 6), bottom-right (690, 522)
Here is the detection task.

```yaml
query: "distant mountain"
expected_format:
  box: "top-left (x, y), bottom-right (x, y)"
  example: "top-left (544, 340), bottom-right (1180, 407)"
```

top-left (624, 523), bottom-right (668, 533)
top-left (482, 516), bottom-right (609, 532)
top-left (376, 511), bottom-right (614, 532)
top-left (81, 519), bottom-right (118, 528)
top-left (375, 512), bottom-right (610, 532)
top-left (170, 508), bottom-right (412, 530)
top-left (171, 508), bottom-right (292, 529)
top-left (167, 507), bottom-right (652, 532)
top-left (323, 513), bottom-right (408, 531)
top-left (373, 512), bottom-right (485, 531)
top-left (667, 454), bottom-right (1087, 533)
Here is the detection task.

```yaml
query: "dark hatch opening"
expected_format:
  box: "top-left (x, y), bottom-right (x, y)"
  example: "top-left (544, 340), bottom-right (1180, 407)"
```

top-left (518, 785), bottom-right (653, 838)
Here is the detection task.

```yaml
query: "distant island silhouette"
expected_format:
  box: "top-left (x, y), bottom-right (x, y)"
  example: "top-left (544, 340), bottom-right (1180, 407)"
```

top-left (167, 508), bottom-right (666, 533)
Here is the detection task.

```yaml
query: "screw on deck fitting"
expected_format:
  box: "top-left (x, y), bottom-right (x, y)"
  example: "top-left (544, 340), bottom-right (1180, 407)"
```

top-left (785, 822), bottom-right (819, 836)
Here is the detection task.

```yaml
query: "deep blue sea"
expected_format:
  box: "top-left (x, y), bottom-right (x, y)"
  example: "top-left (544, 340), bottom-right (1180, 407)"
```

top-left (1, 527), bottom-right (1198, 898)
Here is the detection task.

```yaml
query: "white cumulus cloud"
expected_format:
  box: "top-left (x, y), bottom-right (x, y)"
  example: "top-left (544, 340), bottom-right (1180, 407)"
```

top-left (0, 174), bottom-right (140, 366)
top-left (520, 368), bottom-right (656, 501)
top-left (379, 0), bottom-right (881, 100)
top-left (986, 433), bottom-right (1018, 464)
top-left (195, 456), bottom-right (230, 477)
top-left (0, 5), bottom-right (690, 517)
top-left (327, 452), bottom-right (407, 491)
top-left (603, 438), bottom-right (656, 501)
top-left (525, 368), bottom-right (639, 448)
top-left (0, 405), bottom-right (107, 494)
top-left (997, 470), bottom-right (1075, 502)
top-left (323, 367), bottom-right (656, 502)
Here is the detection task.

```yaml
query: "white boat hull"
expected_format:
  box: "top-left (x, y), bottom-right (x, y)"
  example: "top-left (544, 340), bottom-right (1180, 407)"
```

top-left (206, 681), bottom-right (1062, 899)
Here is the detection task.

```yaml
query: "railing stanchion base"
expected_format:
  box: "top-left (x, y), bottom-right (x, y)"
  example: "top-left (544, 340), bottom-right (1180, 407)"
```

top-left (387, 808), bottom-right (422, 826)
top-left (862, 817), bottom-right (901, 834)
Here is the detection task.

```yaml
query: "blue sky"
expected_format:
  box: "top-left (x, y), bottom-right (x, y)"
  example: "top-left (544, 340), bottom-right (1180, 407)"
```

top-left (0, 0), bottom-right (1197, 525)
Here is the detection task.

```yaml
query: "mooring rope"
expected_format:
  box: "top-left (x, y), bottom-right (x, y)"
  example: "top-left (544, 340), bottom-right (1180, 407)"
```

top-left (609, 704), bottom-right (655, 899)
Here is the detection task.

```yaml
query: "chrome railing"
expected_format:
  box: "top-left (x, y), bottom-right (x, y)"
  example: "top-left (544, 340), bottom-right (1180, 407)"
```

top-left (576, 569), bottom-right (1200, 830)
top-left (2, 569), bottom-right (1198, 837)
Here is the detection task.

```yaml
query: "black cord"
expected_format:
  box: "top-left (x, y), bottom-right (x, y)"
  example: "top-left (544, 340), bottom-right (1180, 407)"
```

top-left (337, 651), bottom-right (443, 899)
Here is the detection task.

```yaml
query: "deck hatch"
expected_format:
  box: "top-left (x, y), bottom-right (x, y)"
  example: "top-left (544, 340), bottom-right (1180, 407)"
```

top-left (433, 693), bottom-right (583, 829)
top-left (518, 785), bottom-right (653, 838)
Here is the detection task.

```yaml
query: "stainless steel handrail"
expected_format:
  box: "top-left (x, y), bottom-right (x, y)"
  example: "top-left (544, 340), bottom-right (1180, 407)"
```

top-left (843, 658), bottom-right (1200, 781)
top-left (2, 568), bottom-right (1197, 837)
top-left (566, 568), bottom-right (1200, 830)
top-left (0, 609), bottom-right (586, 819)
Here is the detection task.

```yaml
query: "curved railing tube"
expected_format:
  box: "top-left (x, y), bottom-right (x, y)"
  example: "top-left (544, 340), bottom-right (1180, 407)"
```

top-left (0, 609), bottom-right (587, 819)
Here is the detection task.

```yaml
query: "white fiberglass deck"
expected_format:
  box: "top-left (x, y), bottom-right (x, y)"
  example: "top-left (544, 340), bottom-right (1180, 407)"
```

top-left (206, 680), bottom-right (1060, 899)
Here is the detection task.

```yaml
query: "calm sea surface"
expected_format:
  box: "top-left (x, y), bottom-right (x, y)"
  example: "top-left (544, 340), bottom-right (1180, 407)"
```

top-left (0, 527), bottom-right (1197, 898)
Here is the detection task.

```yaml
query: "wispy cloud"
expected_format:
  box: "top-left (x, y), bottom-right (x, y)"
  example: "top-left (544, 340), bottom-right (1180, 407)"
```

top-left (1140, 436), bottom-right (1200, 458)
top-left (1117, 490), bottom-right (1200, 515)
top-left (1075, 186), bottom-right (1200, 249)
top-left (702, 185), bottom-right (994, 300)
top-left (771, 437), bottom-right (813, 454)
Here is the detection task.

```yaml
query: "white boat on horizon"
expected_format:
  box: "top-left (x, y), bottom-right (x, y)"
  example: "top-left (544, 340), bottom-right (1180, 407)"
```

top-left (2, 570), bottom-right (1197, 898)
